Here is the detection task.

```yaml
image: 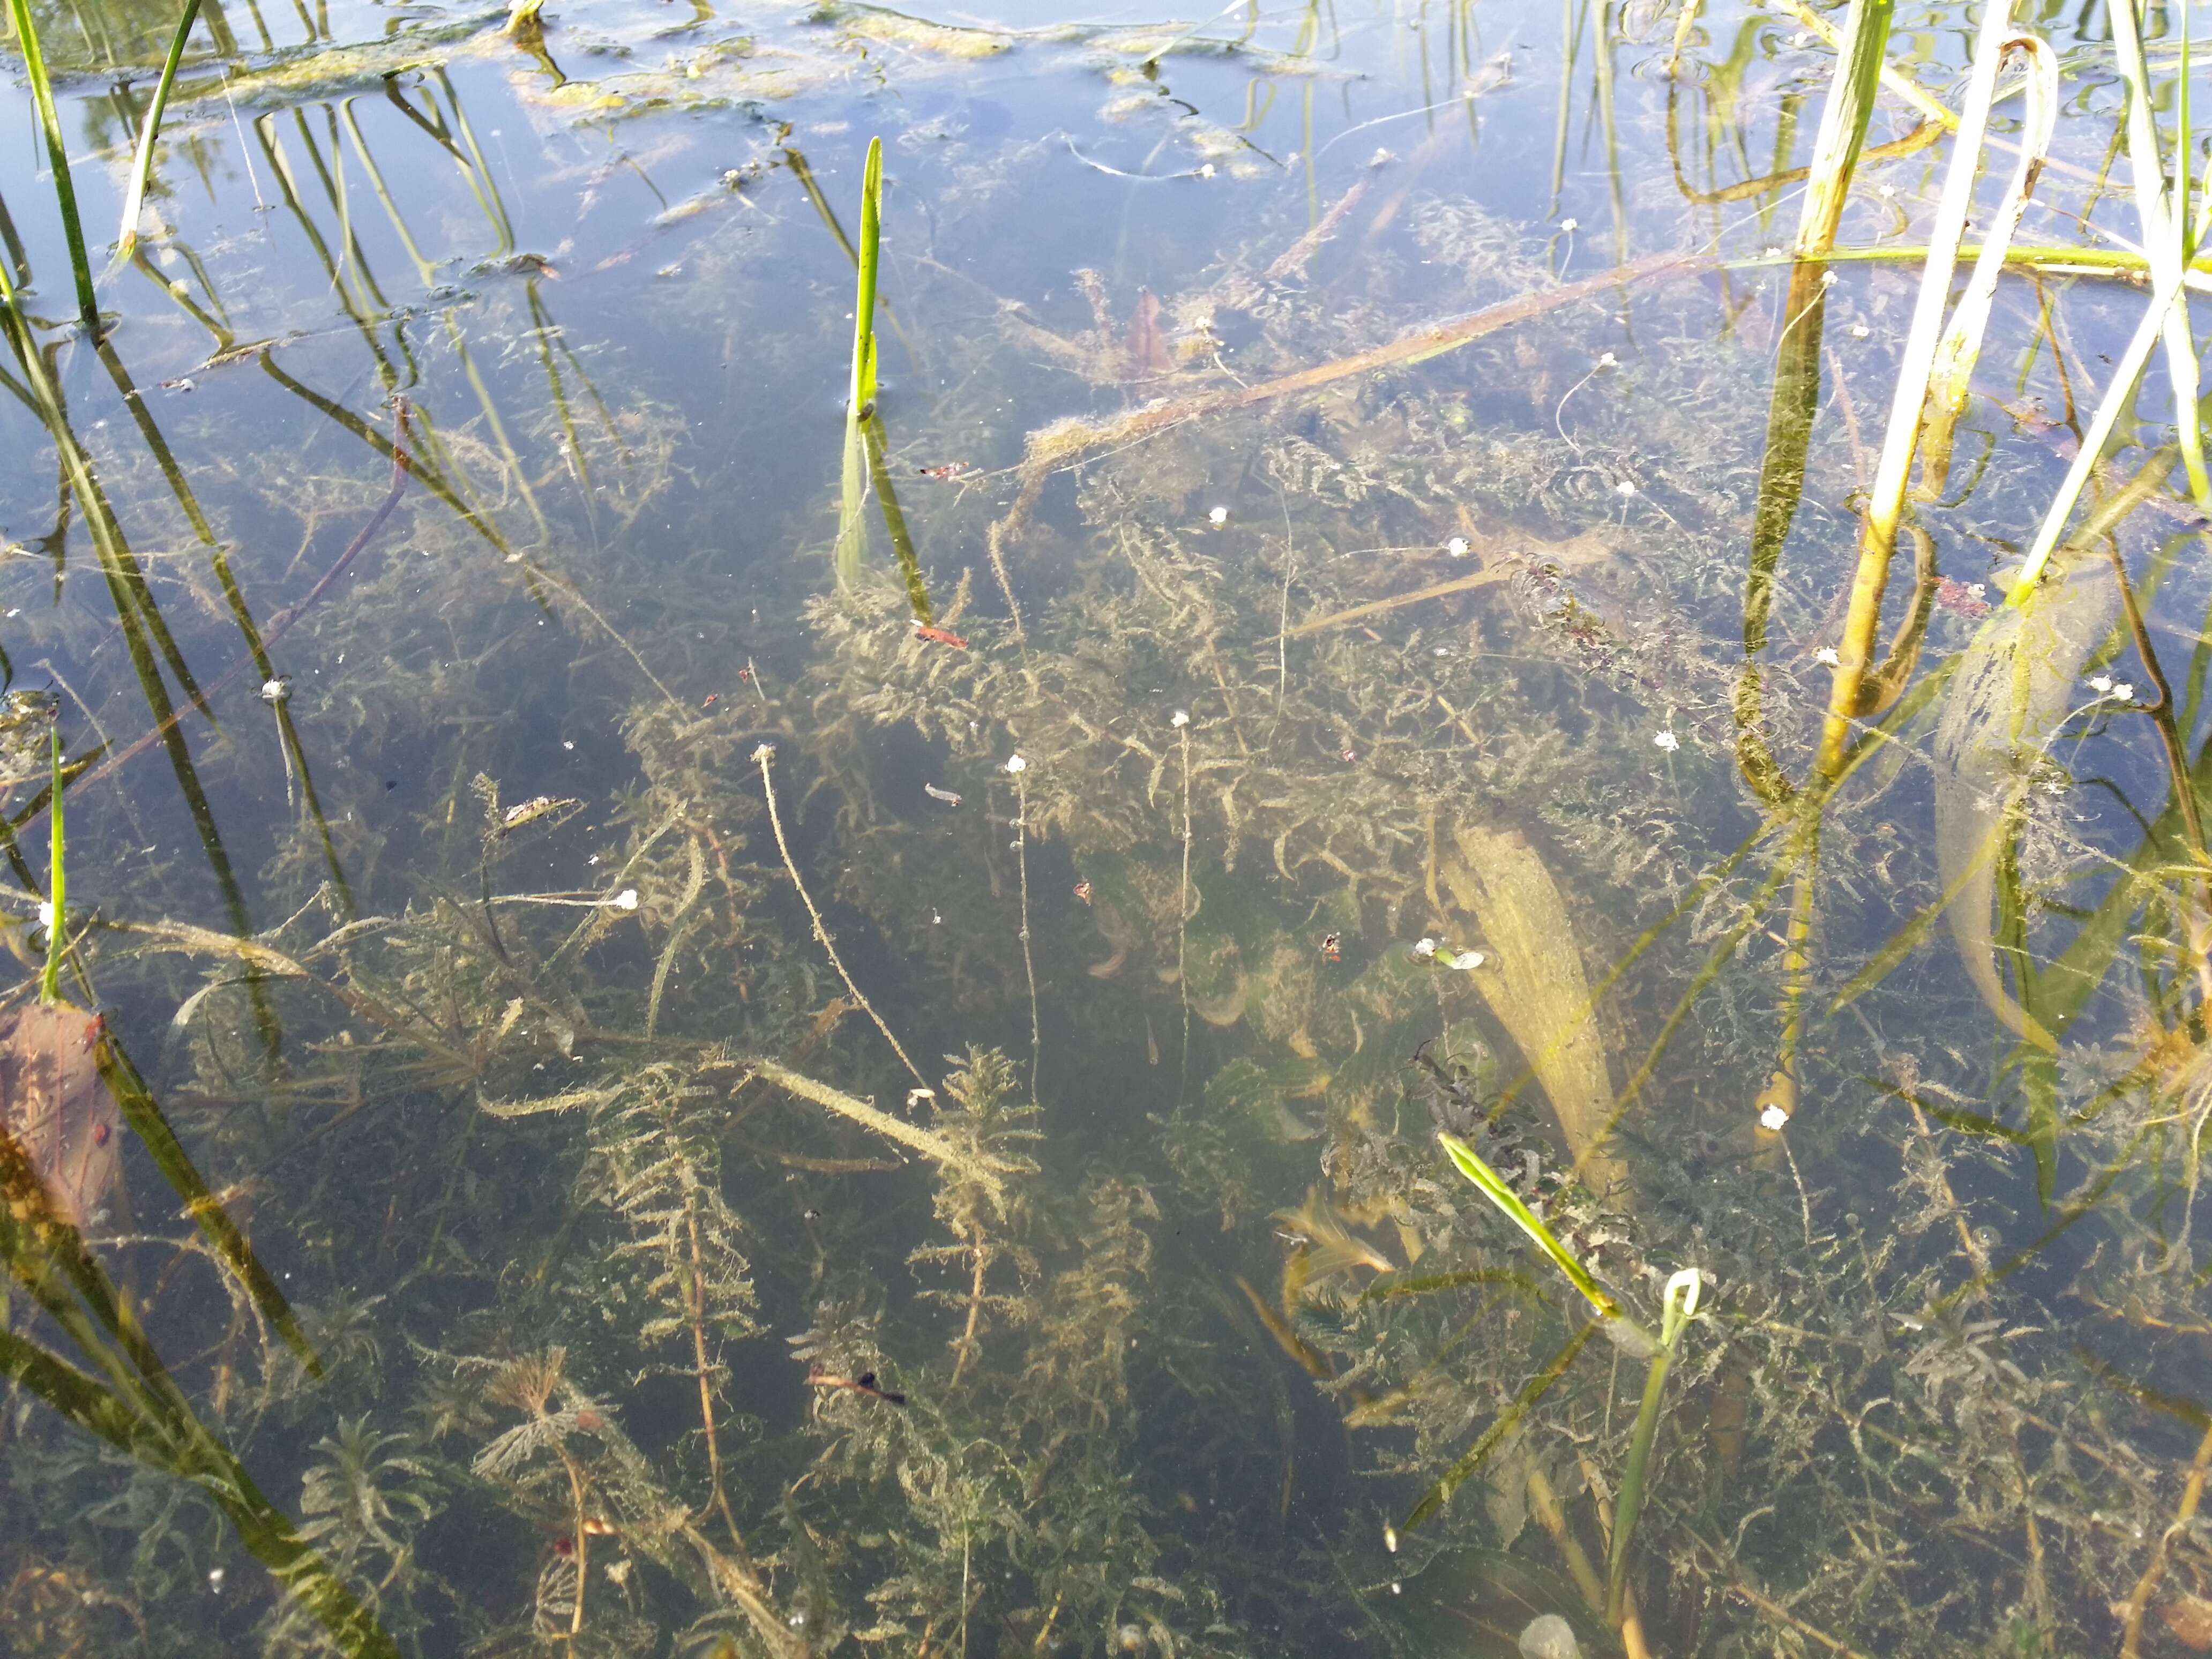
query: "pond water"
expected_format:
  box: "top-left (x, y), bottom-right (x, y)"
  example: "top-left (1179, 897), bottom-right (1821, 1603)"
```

top-left (4, 0), bottom-right (2211, 1652)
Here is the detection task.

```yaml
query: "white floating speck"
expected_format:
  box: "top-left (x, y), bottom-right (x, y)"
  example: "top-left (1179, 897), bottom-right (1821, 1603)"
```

top-left (1411, 938), bottom-right (1438, 959)
top-left (259, 677), bottom-right (290, 704)
top-left (1654, 730), bottom-right (1680, 753)
top-left (1446, 536), bottom-right (1470, 558)
top-left (1559, 216), bottom-right (1578, 233)
top-left (1814, 646), bottom-right (1840, 667)
top-left (1759, 1102), bottom-right (1790, 1132)
top-left (1004, 753), bottom-right (1027, 774)
top-left (612, 888), bottom-right (639, 911)
top-left (2089, 674), bottom-right (2114, 693)
top-left (1171, 709), bottom-right (1190, 728)
top-left (1207, 506), bottom-right (1229, 526)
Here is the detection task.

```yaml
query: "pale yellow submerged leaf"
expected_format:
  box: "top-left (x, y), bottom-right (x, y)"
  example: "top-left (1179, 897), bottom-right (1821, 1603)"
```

top-left (1931, 549), bottom-right (2113, 1052)
top-left (1437, 823), bottom-right (1628, 1198)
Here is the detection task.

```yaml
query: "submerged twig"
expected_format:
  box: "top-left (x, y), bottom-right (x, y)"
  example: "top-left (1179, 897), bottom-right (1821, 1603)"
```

top-left (753, 744), bottom-right (925, 1088)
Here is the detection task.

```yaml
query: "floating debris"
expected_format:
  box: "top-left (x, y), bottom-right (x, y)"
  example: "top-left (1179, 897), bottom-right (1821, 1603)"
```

top-left (924, 783), bottom-right (962, 806)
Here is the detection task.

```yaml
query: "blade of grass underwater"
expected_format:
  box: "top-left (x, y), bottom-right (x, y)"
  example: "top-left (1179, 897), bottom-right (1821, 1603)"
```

top-left (833, 137), bottom-right (883, 589)
top-left (4, 0), bottom-right (99, 325)
top-left (106, 0), bottom-right (203, 283)
top-left (1437, 1133), bottom-right (1625, 1324)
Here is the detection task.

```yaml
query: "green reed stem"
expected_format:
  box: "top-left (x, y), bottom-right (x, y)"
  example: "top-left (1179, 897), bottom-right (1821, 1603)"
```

top-left (1607, 1270), bottom-right (1703, 1624)
top-left (1815, 0), bottom-right (2016, 777)
top-left (833, 137), bottom-right (884, 589)
top-left (1792, 0), bottom-right (1892, 256)
top-left (107, 0), bottom-right (203, 282)
top-left (4, 0), bottom-right (98, 326)
top-left (39, 729), bottom-right (62, 1004)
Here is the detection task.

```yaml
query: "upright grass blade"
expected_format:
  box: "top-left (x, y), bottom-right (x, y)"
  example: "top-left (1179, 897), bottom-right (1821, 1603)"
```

top-left (39, 729), bottom-right (63, 1005)
top-left (1791, 0), bottom-right (1893, 256)
top-left (106, 0), bottom-right (204, 282)
top-left (3, 0), bottom-right (99, 326)
top-left (1607, 1269), bottom-right (1702, 1621)
top-left (833, 137), bottom-right (884, 590)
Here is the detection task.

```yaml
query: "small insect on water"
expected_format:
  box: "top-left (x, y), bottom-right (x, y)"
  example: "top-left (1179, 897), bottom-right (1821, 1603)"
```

top-left (913, 623), bottom-right (969, 649)
top-left (1320, 932), bottom-right (1342, 963)
top-left (915, 461), bottom-right (978, 482)
top-left (808, 1365), bottom-right (906, 1405)
top-left (1072, 879), bottom-right (1093, 905)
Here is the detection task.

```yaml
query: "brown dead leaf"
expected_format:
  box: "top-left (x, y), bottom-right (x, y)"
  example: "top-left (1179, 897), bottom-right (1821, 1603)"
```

top-left (2161, 1593), bottom-right (2212, 1650)
top-left (0, 1001), bottom-right (121, 1230)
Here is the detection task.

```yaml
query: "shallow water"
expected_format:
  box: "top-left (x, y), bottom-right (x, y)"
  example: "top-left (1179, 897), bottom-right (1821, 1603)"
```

top-left (3, 0), bottom-right (2210, 1654)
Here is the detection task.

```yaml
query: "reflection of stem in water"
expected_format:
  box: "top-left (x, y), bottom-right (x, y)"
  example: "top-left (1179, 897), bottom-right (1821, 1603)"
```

top-left (1549, 0), bottom-right (1587, 215)
top-left (861, 414), bottom-right (932, 625)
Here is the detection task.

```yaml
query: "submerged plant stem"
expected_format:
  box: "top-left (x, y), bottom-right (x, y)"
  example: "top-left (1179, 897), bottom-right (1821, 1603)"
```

top-left (753, 745), bottom-right (925, 1088)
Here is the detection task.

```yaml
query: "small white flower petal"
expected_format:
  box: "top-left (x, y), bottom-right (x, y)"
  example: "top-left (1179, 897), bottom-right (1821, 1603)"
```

top-left (1654, 730), bottom-right (1680, 753)
top-left (2089, 675), bottom-right (2114, 693)
top-left (1170, 709), bottom-right (1190, 728)
top-left (1446, 950), bottom-right (1486, 971)
top-left (612, 888), bottom-right (640, 911)
top-left (1814, 647), bottom-right (1840, 667)
top-left (1004, 754), bottom-right (1028, 774)
top-left (1207, 506), bottom-right (1229, 526)
top-left (1446, 536), bottom-right (1470, 558)
top-left (1559, 216), bottom-right (1579, 232)
top-left (1411, 937), bottom-right (1438, 959)
top-left (1759, 1103), bottom-right (1790, 1131)
top-left (2113, 683), bottom-right (2135, 701)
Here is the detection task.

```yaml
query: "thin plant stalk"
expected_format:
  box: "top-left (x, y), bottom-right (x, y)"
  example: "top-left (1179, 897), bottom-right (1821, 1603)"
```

top-left (833, 137), bottom-right (883, 589)
top-left (1815, 0), bottom-right (2019, 777)
top-left (1006, 757), bottom-right (1042, 1101)
top-left (2009, 270), bottom-right (2181, 596)
top-left (752, 743), bottom-right (925, 1087)
top-left (40, 729), bottom-right (63, 1004)
top-left (2105, 0), bottom-right (2209, 503)
top-left (1606, 1269), bottom-right (1703, 1621)
top-left (4, 0), bottom-right (99, 325)
top-left (106, 0), bottom-right (203, 281)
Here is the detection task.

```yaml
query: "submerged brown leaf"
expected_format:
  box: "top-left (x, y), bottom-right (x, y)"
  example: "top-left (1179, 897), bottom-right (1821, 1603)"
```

top-left (1437, 825), bottom-right (1628, 1198)
top-left (2161, 1594), bottom-right (2212, 1650)
top-left (0, 1001), bottom-right (122, 1230)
